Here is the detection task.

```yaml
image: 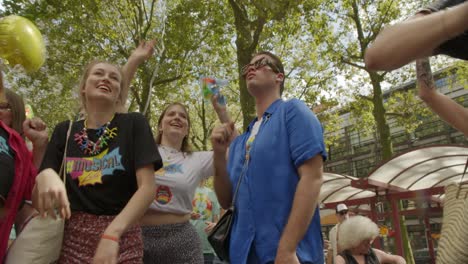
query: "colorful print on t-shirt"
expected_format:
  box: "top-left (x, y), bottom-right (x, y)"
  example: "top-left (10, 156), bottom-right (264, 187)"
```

top-left (155, 185), bottom-right (172, 204)
top-left (0, 136), bottom-right (12, 157)
top-left (65, 148), bottom-right (124, 187)
top-left (192, 192), bottom-right (213, 220)
top-left (155, 162), bottom-right (183, 177)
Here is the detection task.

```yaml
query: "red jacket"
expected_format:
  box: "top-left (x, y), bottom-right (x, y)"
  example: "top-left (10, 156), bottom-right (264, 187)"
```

top-left (0, 121), bottom-right (37, 261)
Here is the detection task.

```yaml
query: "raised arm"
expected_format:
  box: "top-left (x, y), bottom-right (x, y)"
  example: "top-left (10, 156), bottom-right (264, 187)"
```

top-left (210, 122), bottom-right (235, 209)
top-left (365, 1), bottom-right (468, 71)
top-left (416, 57), bottom-right (468, 136)
top-left (211, 94), bottom-right (232, 123)
top-left (23, 117), bottom-right (49, 168)
top-left (374, 248), bottom-right (406, 264)
top-left (118, 40), bottom-right (156, 112)
top-left (211, 94), bottom-right (239, 139)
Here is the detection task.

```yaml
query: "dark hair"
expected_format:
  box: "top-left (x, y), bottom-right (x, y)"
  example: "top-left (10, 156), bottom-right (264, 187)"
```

top-left (5, 89), bottom-right (26, 135)
top-left (155, 102), bottom-right (192, 153)
top-left (252, 51), bottom-right (286, 95)
top-left (78, 60), bottom-right (126, 111)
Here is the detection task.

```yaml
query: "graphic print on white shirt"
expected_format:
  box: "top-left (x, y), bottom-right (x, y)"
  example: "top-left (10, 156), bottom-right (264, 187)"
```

top-left (151, 145), bottom-right (214, 214)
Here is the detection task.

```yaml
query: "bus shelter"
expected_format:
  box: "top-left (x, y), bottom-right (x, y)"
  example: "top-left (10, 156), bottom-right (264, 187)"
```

top-left (320, 145), bottom-right (468, 263)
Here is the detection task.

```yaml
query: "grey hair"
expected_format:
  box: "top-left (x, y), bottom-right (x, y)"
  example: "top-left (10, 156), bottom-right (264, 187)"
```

top-left (337, 215), bottom-right (379, 251)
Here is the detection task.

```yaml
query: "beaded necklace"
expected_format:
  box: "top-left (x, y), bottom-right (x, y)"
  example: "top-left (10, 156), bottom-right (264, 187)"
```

top-left (74, 115), bottom-right (118, 155)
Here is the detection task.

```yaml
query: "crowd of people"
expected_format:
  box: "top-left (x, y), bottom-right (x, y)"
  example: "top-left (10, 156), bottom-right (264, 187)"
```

top-left (0, 0), bottom-right (466, 263)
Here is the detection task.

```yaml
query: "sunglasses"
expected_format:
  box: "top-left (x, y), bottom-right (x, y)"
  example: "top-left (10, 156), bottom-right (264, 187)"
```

top-left (338, 210), bottom-right (348, 215)
top-left (241, 57), bottom-right (281, 77)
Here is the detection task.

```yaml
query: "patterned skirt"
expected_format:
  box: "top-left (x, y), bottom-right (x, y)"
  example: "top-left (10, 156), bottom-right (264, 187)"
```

top-left (58, 212), bottom-right (143, 264)
top-left (142, 221), bottom-right (203, 264)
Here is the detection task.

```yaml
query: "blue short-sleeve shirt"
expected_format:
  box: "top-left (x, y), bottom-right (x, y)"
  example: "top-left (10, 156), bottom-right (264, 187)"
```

top-left (227, 98), bottom-right (327, 264)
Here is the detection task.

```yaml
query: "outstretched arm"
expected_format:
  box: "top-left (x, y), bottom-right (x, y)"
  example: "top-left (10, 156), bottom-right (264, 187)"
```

top-left (416, 58), bottom-right (468, 136)
top-left (365, 1), bottom-right (468, 71)
top-left (374, 248), bottom-right (406, 264)
top-left (118, 40), bottom-right (156, 112)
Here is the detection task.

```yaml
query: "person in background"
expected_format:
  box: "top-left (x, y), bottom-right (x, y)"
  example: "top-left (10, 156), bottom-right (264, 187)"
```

top-left (191, 179), bottom-right (225, 264)
top-left (336, 215), bottom-right (406, 264)
top-left (327, 203), bottom-right (350, 264)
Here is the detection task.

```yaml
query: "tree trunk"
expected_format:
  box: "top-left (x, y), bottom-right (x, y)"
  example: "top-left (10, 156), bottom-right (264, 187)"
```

top-left (228, 0), bottom-right (264, 130)
top-left (369, 71), bottom-right (415, 264)
top-left (369, 72), bottom-right (393, 160)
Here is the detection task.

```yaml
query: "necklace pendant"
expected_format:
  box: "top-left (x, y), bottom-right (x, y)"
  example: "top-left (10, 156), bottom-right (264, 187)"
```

top-left (74, 118), bottom-right (118, 155)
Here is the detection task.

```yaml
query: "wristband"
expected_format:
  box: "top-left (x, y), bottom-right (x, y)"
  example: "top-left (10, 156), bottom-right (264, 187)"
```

top-left (101, 234), bottom-right (119, 243)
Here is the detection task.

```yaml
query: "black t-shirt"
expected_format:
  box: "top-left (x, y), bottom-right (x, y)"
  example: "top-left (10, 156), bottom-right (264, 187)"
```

top-left (423, 0), bottom-right (467, 60)
top-left (40, 112), bottom-right (162, 215)
top-left (0, 126), bottom-right (15, 202)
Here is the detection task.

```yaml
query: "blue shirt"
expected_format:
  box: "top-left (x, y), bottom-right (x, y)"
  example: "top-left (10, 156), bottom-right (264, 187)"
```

top-left (227, 99), bottom-right (327, 264)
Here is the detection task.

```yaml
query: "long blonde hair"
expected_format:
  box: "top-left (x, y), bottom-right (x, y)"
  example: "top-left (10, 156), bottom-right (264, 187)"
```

top-left (77, 60), bottom-right (126, 111)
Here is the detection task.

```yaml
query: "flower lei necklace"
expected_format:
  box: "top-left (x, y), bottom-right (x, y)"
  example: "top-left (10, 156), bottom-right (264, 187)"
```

top-left (74, 115), bottom-right (118, 155)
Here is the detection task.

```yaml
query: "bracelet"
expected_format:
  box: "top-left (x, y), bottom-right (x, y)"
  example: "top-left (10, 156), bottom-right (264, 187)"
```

top-left (101, 234), bottom-right (119, 243)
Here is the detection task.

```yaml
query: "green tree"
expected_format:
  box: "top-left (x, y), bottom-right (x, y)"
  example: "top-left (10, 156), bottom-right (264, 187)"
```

top-left (317, 1), bottom-right (433, 262)
top-left (228, 0), bottom-right (325, 129)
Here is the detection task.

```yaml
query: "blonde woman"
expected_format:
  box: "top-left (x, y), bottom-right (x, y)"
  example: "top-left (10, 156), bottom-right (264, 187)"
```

top-left (33, 59), bottom-right (161, 263)
top-left (336, 216), bottom-right (406, 264)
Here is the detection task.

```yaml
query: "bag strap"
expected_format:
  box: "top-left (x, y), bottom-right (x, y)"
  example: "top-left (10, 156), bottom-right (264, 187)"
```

top-left (230, 117), bottom-right (264, 209)
top-left (230, 158), bottom-right (249, 210)
top-left (58, 120), bottom-right (73, 184)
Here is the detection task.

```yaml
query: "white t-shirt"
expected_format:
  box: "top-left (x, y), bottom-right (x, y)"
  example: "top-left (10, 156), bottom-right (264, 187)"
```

top-left (148, 145), bottom-right (213, 214)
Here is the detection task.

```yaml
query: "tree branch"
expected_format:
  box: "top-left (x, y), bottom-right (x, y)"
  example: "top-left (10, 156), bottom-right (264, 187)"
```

top-left (385, 112), bottom-right (409, 118)
top-left (341, 57), bottom-right (367, 70)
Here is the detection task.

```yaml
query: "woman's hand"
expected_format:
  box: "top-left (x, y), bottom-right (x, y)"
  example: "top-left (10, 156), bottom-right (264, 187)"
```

top-left (93, 237), bottom-right (119, 264)
top-left (34, 168), bottom-right (70, 219)
top-left (190, 211), bottom-right (201, 220)
top-left (204, 221), bottom-right (216, 234)
top-left (23, 117), bottom-right (48, 147)
top-left (129, 40), bottom-right (156, 64)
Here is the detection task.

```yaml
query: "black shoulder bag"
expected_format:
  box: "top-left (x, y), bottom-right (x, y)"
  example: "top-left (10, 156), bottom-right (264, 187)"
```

top-left (208, 158), bottom-right (249, 261)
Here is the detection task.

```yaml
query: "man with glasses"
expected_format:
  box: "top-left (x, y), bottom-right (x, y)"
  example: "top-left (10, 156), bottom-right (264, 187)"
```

top-left (211, 51), bottom-right (327, 264)
top-left (327, 204), bottom-right (349, 264)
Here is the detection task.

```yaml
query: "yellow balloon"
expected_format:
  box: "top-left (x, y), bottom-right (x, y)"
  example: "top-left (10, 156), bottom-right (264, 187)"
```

top-left (0, 15), bottom-right (45, 72)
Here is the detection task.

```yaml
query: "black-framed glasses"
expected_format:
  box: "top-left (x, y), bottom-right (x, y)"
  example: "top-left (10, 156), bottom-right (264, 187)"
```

top-left (338, 210), bottom-right (348, 215)
top-left (241, 57), bottom-right (281, 77)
